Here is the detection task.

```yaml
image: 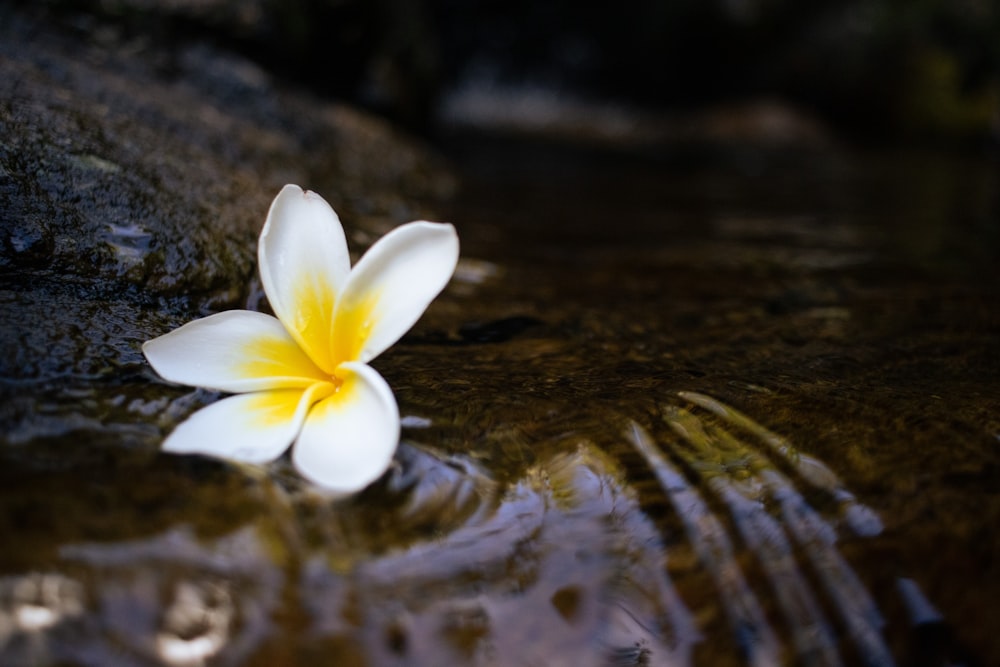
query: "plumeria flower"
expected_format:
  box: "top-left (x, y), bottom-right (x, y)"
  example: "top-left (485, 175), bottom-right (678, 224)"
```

top-left (143, 184), bottom-right (459, 494)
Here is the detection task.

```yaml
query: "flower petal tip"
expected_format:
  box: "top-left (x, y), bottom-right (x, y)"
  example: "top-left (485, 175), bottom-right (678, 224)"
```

top-left (291, 363), bottom-right (400, 493)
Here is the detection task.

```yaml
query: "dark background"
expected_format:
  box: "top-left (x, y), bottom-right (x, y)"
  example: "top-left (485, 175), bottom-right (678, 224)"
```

top-left (13, 0), bottom-right (1000, 144)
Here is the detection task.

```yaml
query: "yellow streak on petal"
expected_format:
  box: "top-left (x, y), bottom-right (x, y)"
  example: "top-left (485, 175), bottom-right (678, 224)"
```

top-left (291, 276), bottom-right (337, 372)
top-left (239, 333), bottom-right (329, 387)
top-left (331, 290), bottom-right (381, 366)
top-left (247, 384), bottom-right (336, 428)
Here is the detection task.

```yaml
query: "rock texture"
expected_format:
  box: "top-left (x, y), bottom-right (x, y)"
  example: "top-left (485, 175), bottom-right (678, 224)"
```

top-left (0, 6), bottom-right (452, 445)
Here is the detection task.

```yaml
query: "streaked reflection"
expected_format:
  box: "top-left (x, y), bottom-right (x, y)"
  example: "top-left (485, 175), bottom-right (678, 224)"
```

top-left (0, 395), bottom-right (958, 665)
top-left (626, 393), bottom-right (903, 666)
top-left (302, 446), bottom-right (700, 666)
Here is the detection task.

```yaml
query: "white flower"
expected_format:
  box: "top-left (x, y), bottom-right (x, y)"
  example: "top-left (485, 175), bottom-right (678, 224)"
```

top-left (143, 184), bottom-right (459, 493)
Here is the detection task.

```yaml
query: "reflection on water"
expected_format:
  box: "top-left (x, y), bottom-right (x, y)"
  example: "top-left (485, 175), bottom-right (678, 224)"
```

top-left (0, 395), bottom-right (961, 666)
top-left (0, 572), bottom-right (83, 662)
top-left (2, 5), bottom-right (996, 657)
top-left (631, 396), bottom-right (892, 666)
top-left (302, 445), bottom-right (697, 666)
top-left (0, 527), bottom-right (282, 667)
top-left (157, 580), bottom-right (234, 666)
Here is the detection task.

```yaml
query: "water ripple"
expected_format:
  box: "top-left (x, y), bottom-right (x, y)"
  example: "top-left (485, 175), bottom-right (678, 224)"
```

top-left (623, 393), bottom-right (916, 666)
top-left (0, 394), bottom-right (957, 665)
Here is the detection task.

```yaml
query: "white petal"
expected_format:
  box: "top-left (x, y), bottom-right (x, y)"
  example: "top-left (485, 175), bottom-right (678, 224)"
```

top-left (258, 184), bottom-right (351, 373)
top-left (163, 383), bottom-right (335, 464)
top-left (292, 362), bottom-right (399, 493)
top-left (331, 221), bottom-right (459, 364)
top-left (143, 310), bottom-right (328, 393)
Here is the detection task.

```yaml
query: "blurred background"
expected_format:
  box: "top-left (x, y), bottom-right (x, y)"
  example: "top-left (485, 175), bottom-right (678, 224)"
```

top-left (13, 0), bottom-right (1000, 145)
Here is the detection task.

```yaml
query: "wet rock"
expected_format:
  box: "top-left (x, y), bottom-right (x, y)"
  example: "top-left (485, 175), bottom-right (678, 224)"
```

top-left (0, 6), bottom-right (453, 444)
top-left (18, 0), bottom-right (443, 129)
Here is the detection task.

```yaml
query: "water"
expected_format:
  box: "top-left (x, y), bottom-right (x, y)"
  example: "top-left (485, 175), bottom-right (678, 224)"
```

top-left (1, 126), bottom-right (998, 666)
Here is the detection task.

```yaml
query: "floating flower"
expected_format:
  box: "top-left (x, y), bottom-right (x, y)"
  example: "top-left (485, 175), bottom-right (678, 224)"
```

top-left (143, 184), bottom-right (459, 493)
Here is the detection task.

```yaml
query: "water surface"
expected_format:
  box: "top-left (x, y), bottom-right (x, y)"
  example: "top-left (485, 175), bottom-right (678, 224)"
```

top-left (2, 127), bottom-right (998, 666)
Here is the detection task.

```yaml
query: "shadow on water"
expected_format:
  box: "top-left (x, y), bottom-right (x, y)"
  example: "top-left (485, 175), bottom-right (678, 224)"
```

top-left (2, 125), bottom-right (999, 666)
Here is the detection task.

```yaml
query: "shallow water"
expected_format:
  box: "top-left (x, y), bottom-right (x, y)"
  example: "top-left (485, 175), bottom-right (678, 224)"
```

top-left (2, 128), bottom-right (999, 666)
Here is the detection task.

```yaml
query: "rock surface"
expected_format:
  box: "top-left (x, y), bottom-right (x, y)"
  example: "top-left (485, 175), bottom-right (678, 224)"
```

top-left (0, 6), bottom-right (452, 444)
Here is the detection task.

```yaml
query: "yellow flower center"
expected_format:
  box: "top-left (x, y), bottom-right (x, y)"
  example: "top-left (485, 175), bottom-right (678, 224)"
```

top-left (247, 384), bottom-right (336, 427)
top-left (241, 333), bottom-right (329, 387)
top-left (330, 290), bottom-right (381, 367)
